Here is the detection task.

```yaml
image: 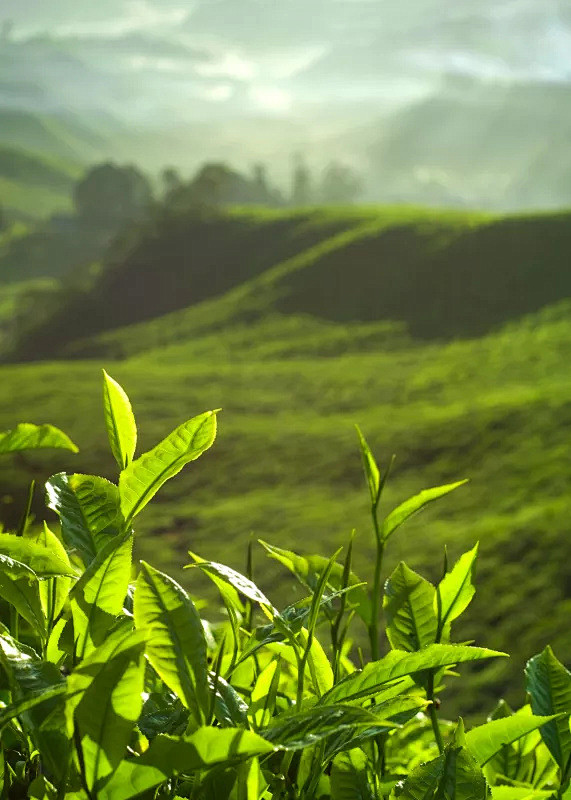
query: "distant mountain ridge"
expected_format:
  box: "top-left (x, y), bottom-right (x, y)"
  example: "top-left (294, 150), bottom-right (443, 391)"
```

top-left (9, 205), bottom-right (571, 362)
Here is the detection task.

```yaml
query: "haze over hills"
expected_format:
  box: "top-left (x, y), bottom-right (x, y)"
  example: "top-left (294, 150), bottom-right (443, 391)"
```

top-left (2, 0), bottom-right (571, 208)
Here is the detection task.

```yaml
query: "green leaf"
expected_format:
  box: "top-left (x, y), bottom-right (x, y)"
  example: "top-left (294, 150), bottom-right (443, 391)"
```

top-left (396, 737), bottom-right (488, 800)
top-left (134, 561), bottom-right (209, 724)
top-left (70, 532), bottom-right (133, 660)
top-left (119, 410), bottom-right (217, 522)
top-left (436, 544), bottom-right (479, 640)
top-left (188, 558), bottom-right (276, 618)
top-left (465, 713), bottom-right (560, 767)
top-left (0, 554), bottom-right (45, 635)
top-left (100, 727), bottom-right (275, 800)
top-left (0, 423), bottom-right (78, 454)
top-left (258, 540), bottom-right (372, 625)
top-left (384, 562), bottom-right (437, 651)
top-left (525, 646), bottom-right (571, 772)
top-left (491, 789), bottom-right (556, 800)
top-left (67, 629), bottom-right (146, 794)
top-left (0, 532), bottom-right (73, 577)
top-left (0, 632), bottom-right (69, 781)
top-left (187, 550), bottom-right (244, 614)
top-left (0, 683), bottom-right (67, 729)
top-left (250, 658), bottom-right (279, 729)
top-left (29, 523), bottom-right (73, 622)
top-left (321, 644), bottom-right (506, 705)
top-left (381, 481), bottom-right (467, 541)
top-left (102, 371), bottom-right (137, 470)
top-left (261, 705), bottom-right (391, 750)
top-left (234, 756), bottom-right (267, 800)
top-left (356, 426), bottom-right (380, 506)
top-left (331, 748), bottom-right (375, 800)
top-left (46, 473), bottom-right (123, 566)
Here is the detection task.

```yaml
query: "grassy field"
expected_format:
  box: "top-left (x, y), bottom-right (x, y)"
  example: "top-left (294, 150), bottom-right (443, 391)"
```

top-left (2, 205), bottom-right (571, 714)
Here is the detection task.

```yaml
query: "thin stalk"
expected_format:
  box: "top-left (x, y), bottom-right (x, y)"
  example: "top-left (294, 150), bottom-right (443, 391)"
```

top-left (427, 671), bottom-right (444, 754)
top-left (368, 518), bottom-right (384, 661)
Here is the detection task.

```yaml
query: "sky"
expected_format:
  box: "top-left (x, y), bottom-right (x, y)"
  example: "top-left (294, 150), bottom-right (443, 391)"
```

top-left (3, 0), bottom-right (571, 196)
top-left (4, 0), bottom-right (571, 122)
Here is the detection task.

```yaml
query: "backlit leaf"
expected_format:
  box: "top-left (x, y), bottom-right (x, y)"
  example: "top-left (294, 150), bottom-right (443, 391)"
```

top-left (102, 371), bottom-right (137, 470)
top-left (525, 646), bottom-right (571, 772)
top-left (0, 423), bottom-right (78, 455)
top-left (46, 473), bottom-right (123, 567)
top-left (119, 410), bottom-right (217, 522)
top-left (134, 561), bottom-right (209, 724)
top-left (382, 481), bottom-right (467, 541)
top-left (384, 562), bottom-right (437, 651)
top-left (70, 532), bottom-right (133, 660)
top-left (101, 728), bottom-right (275, 800)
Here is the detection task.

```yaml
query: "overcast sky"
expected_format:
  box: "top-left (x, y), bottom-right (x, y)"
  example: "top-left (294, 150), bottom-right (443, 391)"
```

top-left (3, 0), bottom-right (571, 122)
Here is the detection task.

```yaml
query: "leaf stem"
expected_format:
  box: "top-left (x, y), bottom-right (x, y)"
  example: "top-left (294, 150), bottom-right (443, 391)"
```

top-left (369, 527), bottom-right (384, 662)
top-left (427, 671), bottom-right (444, 754)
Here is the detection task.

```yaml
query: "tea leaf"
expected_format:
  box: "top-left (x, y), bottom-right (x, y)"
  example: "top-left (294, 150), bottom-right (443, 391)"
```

top-left (382, 481), bottom-right (468, 541)
top-left (101, 728), bottom-right (275, 800)
top-left (0, 555), bottom-right (44, 635)
top-left (525, 646), bottom-right (571, 772)
top-left (436, 544), bottom-right (479, 639)
top-left (0, 423), bottom-right (78, 454)
top-left (67, 629), bottom-right (146, 794)
top-left (70, 532), bottom-right (133, 660)
top-left (384, 562), bottom-right (437, 651)
top-left (134, 561), bottom-right (209, 724)
top-left (119, 410), bottom-right (217, 522)
top-left (102, 371), bottom-right (137, 470)
top-left (321, 644), bottom-right (506, 705)
top-left (46, 473), bottom-right (123, 566)
top-left (331, 748), bottom-right (375, 800)
top-left (261, 705), bottom-right (391, 750)
top-left (465, 712), bottom-right (560, 767)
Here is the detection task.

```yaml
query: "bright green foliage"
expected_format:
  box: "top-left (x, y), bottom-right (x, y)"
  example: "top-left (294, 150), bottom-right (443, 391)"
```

top-left (0, 370), bottom-right (568, 799)
top-left (119, 409), bottom-right (217, 522)
top-left (525, 647), bottom-right (571, 776)
top-left (0, 422), bottom-right (78, 454)
top-left (384, 562), bottom-right (437, 651)
top-left (67, 629), bottom-right (147, 794)
top-left (381, 481), bottom-right (468, 542)
top-left (102, 369), bottom-right (137, 469)
top-left (46, 472), bottom-right (124, 566)
top-left (134, 561), bottom-right (210, 724)
top-left (464, 712), bottom-right (559, 767)
top-left (70, 531), bottom-right (133, 659)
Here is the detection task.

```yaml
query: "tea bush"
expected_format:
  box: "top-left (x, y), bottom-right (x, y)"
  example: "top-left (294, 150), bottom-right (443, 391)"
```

top-left (0, 371), bottom-right (569, 800)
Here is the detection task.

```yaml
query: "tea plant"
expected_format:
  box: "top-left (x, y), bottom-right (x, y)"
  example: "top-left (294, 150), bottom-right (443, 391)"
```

top-left (0, 371), bottom-right (569, 800)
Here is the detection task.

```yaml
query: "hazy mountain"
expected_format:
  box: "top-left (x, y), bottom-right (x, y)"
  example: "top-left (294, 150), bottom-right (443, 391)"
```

top-left (2, 0), bottom-right (571, 207)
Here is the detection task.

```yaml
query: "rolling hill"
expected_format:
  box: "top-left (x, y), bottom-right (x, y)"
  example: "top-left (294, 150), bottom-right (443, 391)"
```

top-left (0, 143), bottom-right (80, 219)
top-left (1, 205), bottom-right (571, 714)
top-left (10, 205), bottom-right (571, 360)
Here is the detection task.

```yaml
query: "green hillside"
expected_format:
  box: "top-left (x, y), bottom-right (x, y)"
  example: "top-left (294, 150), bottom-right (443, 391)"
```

top-left (2, 206), bottom-right (571, 712)
top-left (0, 109), bottom-right (105, 163)
top-left (13, 205), bottom-right (571, 362)
top-left (0, 144), bottom-right (80, 219)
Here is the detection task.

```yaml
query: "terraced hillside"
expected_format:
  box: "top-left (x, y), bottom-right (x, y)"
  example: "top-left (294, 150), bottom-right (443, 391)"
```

top-left (2, 206), bottom-right (571, 714)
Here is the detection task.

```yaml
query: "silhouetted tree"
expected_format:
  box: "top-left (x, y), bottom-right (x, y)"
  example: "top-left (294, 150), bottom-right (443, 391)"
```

top-left (161, 166), bottom-right (182, 201)
top-left (291, 154), bottom-right (312, 206)
top-left (74, 163), bottom-right (153, 228)
top-left (320, 161), bottom-right (362, 205)
top-left (163, 162), bottom-right (282, 213)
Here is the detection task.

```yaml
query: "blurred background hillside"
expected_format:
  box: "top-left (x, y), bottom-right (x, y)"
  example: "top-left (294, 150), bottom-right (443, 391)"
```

top-left (2, 0), bottom-right (571, 715)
